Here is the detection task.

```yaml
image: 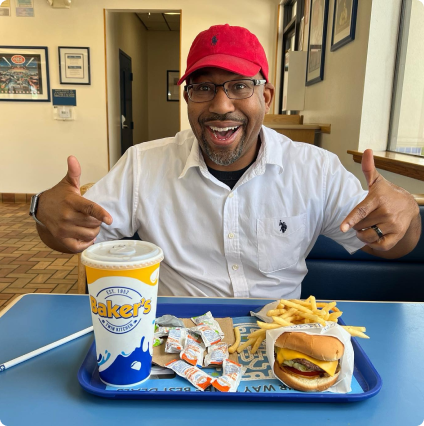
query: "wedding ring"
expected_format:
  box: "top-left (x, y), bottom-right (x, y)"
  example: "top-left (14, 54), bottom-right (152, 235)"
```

top-left (371, 225), bottom-right (384, 239)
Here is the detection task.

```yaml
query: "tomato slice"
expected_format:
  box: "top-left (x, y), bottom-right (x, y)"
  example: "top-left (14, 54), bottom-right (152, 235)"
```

top-left (284, 366), bottom-right (321, 376)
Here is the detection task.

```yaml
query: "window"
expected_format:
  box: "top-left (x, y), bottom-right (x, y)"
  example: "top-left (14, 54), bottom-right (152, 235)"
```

top-left (278, 0), bottom-right (305, 113)
top-left (389, 0), bottom-right (424, 157)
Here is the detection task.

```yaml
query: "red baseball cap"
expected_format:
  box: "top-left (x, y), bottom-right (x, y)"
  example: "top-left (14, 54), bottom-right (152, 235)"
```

top-left (177, 24), bottom-right (269, 85)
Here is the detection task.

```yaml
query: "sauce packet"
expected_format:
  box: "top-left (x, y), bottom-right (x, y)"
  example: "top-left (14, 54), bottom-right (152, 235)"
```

top-left (191, 311), bottom-right (225, 338)
top-left (180, 334), bottom-right (205, 368)
top-left (190, 324), bottom-right (221, 347)
top-left (212, 359), bottom-right (244, 392)
top-left (153, 336), bottom-right (163, 347)
top-left (204, 342), bottom-right (229, 367)
top-left (154, 325), bottom-right (179, 337)
top-left (165, 327), bottom-right (187, 353)
top-left (165, 359), bottom-right (213, 391)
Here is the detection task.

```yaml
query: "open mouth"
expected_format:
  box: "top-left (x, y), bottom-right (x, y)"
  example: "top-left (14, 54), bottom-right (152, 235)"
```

top-left (206, 125), bottom-right (242, 144)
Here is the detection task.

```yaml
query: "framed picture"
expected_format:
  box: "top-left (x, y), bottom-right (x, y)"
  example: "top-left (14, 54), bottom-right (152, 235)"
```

top-left (0, 46), bottom-right (50, 102)
top-left (305, 0), bottom-right (329, 86)
top-left (58, 46), bottom-right (90, 85)
top-left (331, 0), bottom-right (358, 51)
top-left (167, 70), bottom-right (179, 102)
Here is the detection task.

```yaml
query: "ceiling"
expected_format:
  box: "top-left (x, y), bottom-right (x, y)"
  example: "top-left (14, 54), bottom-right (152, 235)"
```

top-left (136, 12), bottom-right (180, 31)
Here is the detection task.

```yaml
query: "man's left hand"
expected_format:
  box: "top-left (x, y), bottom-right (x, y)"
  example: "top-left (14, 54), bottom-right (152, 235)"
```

top-left (340, 149), bottom-right (420, 254)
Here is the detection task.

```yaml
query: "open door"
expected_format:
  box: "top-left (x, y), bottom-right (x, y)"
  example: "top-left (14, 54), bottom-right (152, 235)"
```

top-left (119, 49), bottom-right (133, 156)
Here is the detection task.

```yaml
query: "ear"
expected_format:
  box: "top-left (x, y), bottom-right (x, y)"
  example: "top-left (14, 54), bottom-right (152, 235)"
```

top-left (263, 83), bottom-right (274, 114)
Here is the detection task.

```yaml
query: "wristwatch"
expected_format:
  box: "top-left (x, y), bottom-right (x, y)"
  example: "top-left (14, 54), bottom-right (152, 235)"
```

top-left (29, 191), bottom-right (46, 227)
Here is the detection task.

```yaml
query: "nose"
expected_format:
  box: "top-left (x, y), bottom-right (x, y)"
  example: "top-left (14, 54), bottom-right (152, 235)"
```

top-left (208, 86), bottom-right (235, 115)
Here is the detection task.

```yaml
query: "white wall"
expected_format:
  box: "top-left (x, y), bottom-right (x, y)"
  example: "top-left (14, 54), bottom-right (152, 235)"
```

top-left (106, 12), bottom-right (149, 168)
top-left (147, 31), bottom-right (180, 141)
top-left (0, 0), bottom-right (280, 193)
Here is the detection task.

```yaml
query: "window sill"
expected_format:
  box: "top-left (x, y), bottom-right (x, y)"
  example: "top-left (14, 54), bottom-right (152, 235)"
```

top-left (347, 150), bottom-right (424, 182)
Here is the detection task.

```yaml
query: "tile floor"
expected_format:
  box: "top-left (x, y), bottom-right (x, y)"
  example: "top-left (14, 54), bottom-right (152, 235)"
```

top-left (0, 202), bottom-right (79, 312)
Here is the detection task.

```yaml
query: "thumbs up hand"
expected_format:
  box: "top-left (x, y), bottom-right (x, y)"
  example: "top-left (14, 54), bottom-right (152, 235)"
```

top-left (36, 156), bottom-right (113, 253)
top-left (340, 149), bottom-right (419, 252)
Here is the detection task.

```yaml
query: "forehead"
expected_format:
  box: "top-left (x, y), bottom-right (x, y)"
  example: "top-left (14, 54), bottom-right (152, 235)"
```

top-left (189, 67), bottom-right (249, 83)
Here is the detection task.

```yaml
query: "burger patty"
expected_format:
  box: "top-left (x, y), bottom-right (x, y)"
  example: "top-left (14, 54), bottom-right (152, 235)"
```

top-left (290, 358), bottom-right (325, 372)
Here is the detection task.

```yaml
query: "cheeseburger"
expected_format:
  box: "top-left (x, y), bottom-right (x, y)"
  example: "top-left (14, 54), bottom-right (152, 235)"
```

top-left (273, 332), bottom-right (344, 392)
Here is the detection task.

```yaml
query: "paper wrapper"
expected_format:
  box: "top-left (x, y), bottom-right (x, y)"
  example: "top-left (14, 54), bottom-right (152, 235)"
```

top-left (262, 313), bottom-right (354, 393)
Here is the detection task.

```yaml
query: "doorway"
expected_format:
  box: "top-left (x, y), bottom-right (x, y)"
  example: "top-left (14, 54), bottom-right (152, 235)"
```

top-left (105, 10), bottom-right (181, 168)
top-left (119, 49), bottom-right (133, 156)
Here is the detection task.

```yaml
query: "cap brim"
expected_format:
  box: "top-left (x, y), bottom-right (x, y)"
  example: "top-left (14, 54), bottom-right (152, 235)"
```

top-left (177, 54), bottom-right (262, 85)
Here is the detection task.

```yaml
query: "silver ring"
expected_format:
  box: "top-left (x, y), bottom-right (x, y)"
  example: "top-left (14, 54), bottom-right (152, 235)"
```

top-left (371, 225), bottom-right (384, 239)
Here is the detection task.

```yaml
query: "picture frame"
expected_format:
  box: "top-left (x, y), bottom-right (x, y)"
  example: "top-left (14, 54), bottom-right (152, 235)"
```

top-left (58, 46), bottom-right (90, 85)
top-left (167, 70), bottom-right (179, 102)
top-left (305, 0), bottom-right (329, 86)
top-left (0, 46), bottom-right (50, 102)
top-left (331, 0), bottom-right (358, 51)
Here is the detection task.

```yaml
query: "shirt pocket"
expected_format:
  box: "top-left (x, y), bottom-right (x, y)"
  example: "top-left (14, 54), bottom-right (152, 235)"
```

top-left (257, 213), bottom-right (306, 273)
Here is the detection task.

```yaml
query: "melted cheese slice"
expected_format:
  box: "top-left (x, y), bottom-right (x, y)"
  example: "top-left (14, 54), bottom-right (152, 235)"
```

top-left (276, 347), bottom-right (338, 376)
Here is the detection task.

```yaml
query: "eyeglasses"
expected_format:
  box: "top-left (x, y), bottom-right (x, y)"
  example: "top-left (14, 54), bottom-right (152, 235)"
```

top-left (184, 79), bottom-right (266, 103)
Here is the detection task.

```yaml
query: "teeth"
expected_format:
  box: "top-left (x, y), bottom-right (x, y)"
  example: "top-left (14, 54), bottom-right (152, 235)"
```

top-left (209, 126), bottom-right (239, 132)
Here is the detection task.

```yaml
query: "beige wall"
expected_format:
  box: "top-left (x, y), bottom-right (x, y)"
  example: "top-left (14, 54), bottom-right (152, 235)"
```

top-left (147, 31), bottom-right (180, 141)
top-left (300, 0), bottom-right (423, 193)
top-left (301, 0), bottom-right (372, 173)
top-left (0, 0), bottom-right (279, 193)
top-left (106, 12), bottom-right (149, 168)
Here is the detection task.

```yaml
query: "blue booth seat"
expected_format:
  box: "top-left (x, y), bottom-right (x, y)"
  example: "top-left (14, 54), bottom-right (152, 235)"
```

top-left (302, 206), bottom-right (424, 302)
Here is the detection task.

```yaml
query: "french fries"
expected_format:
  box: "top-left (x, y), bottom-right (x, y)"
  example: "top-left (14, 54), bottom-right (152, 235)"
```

top-left (228, 326), bottom-right (241, 354)
top-left (233, 296), bottom-right (369, 355)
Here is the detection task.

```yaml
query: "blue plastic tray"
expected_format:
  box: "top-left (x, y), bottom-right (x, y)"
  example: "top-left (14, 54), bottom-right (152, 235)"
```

top-left (78, 302), bottom-right (382, 402)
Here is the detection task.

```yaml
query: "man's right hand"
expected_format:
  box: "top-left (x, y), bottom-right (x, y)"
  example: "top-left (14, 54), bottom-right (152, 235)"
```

top-left (36, 156), bottom-right (113, 253)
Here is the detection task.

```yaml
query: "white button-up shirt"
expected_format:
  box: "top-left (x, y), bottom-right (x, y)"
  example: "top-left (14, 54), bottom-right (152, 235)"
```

top-left (85, 126), bottom-right (367, 299)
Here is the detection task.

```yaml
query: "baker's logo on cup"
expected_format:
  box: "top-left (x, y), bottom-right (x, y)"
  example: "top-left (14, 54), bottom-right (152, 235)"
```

top-left (90, 286), bottom-right (151, 335)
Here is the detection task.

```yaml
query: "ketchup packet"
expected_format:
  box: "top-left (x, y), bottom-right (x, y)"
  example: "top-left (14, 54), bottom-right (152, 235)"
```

top-left (212, 359), bottom-right (244, 392)
top-left (204, 342), bottom-right (229, 367)
top-left (180, 334), bottom-right (205, 368)
top-left (165, 327), bottom-right (187, 353)
top-left (165, 359), bottom-right (213, 391)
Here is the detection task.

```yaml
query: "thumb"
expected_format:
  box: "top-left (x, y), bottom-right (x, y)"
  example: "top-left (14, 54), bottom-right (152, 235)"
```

top-left (65, 155), bottom-right (81, 191)
top-left (361, 149), bottom-right (379, 188)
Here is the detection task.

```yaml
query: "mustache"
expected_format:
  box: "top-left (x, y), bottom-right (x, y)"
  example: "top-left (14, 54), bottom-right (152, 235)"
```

top-left (199, 113), bottom-right (247, 126)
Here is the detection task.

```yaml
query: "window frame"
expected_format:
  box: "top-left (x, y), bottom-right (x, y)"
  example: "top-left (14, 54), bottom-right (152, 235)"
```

top-left (387, 0), bottom-right (423, 157)
top-left (278, 0), bottom-right (305, 114)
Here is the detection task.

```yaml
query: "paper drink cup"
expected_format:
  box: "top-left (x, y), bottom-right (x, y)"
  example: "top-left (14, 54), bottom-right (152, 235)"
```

top-left (81, 240), bottom-right (163, 387)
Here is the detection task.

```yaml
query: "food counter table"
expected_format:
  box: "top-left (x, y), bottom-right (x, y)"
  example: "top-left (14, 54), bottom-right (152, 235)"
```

top-left (0, 294), bottom-right (422, 426)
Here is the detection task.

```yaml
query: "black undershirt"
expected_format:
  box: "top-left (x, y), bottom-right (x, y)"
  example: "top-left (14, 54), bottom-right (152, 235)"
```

top-left (207, 160), bottom-right (255, 189)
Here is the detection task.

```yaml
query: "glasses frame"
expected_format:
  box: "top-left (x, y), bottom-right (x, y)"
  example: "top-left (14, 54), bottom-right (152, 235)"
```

top-left (184, 78), bottom-right (267, 103)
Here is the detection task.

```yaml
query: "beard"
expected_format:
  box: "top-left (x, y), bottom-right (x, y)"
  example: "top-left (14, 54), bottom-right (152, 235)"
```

top-left (197, 113), bottom-right (248, 167)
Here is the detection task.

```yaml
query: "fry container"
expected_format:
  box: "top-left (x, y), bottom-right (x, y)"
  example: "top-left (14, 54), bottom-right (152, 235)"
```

top-left (81, 240), bottom-right (164, 387)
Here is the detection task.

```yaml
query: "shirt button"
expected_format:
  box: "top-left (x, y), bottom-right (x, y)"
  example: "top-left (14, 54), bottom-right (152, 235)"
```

top-left (228, 193), bottom-right (234, 198)
top-left (228, 233), bottom-right (234, 239)
top-left (232, 264), bottom-right (239, 271)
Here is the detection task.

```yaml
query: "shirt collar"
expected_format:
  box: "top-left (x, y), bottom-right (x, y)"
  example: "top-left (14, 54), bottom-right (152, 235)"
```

top-left (178, 125), bottom-right (285, 179)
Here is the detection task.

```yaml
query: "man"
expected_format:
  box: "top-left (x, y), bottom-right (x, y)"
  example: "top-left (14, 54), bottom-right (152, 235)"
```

top-left (33, 24), bottom-right (421, 299)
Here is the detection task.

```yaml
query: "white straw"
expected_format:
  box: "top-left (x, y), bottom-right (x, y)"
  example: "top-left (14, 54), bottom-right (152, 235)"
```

top-left (0, 326), bottom-right (93, 372)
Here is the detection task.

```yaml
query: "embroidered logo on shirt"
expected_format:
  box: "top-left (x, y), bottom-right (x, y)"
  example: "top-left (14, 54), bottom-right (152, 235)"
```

top-left (279, 220), bottom-right (287, 233)
top-left (211, 35), bottom-right (218, 45)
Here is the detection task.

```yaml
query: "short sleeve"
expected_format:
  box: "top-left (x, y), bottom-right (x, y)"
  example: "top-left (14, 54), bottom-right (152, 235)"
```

top-left (83, 147), bottom-right (138, 243)
top-left (321, 151), bottom-right (368, 254)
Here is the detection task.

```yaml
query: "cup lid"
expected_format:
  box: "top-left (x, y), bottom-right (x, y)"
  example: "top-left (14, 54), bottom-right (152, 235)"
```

top-left (81, 240), bottom-right (164, 270)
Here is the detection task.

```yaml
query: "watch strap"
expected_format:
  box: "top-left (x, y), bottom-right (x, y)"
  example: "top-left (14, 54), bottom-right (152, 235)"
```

top-left (29, 191), bottom-right (46, 227)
